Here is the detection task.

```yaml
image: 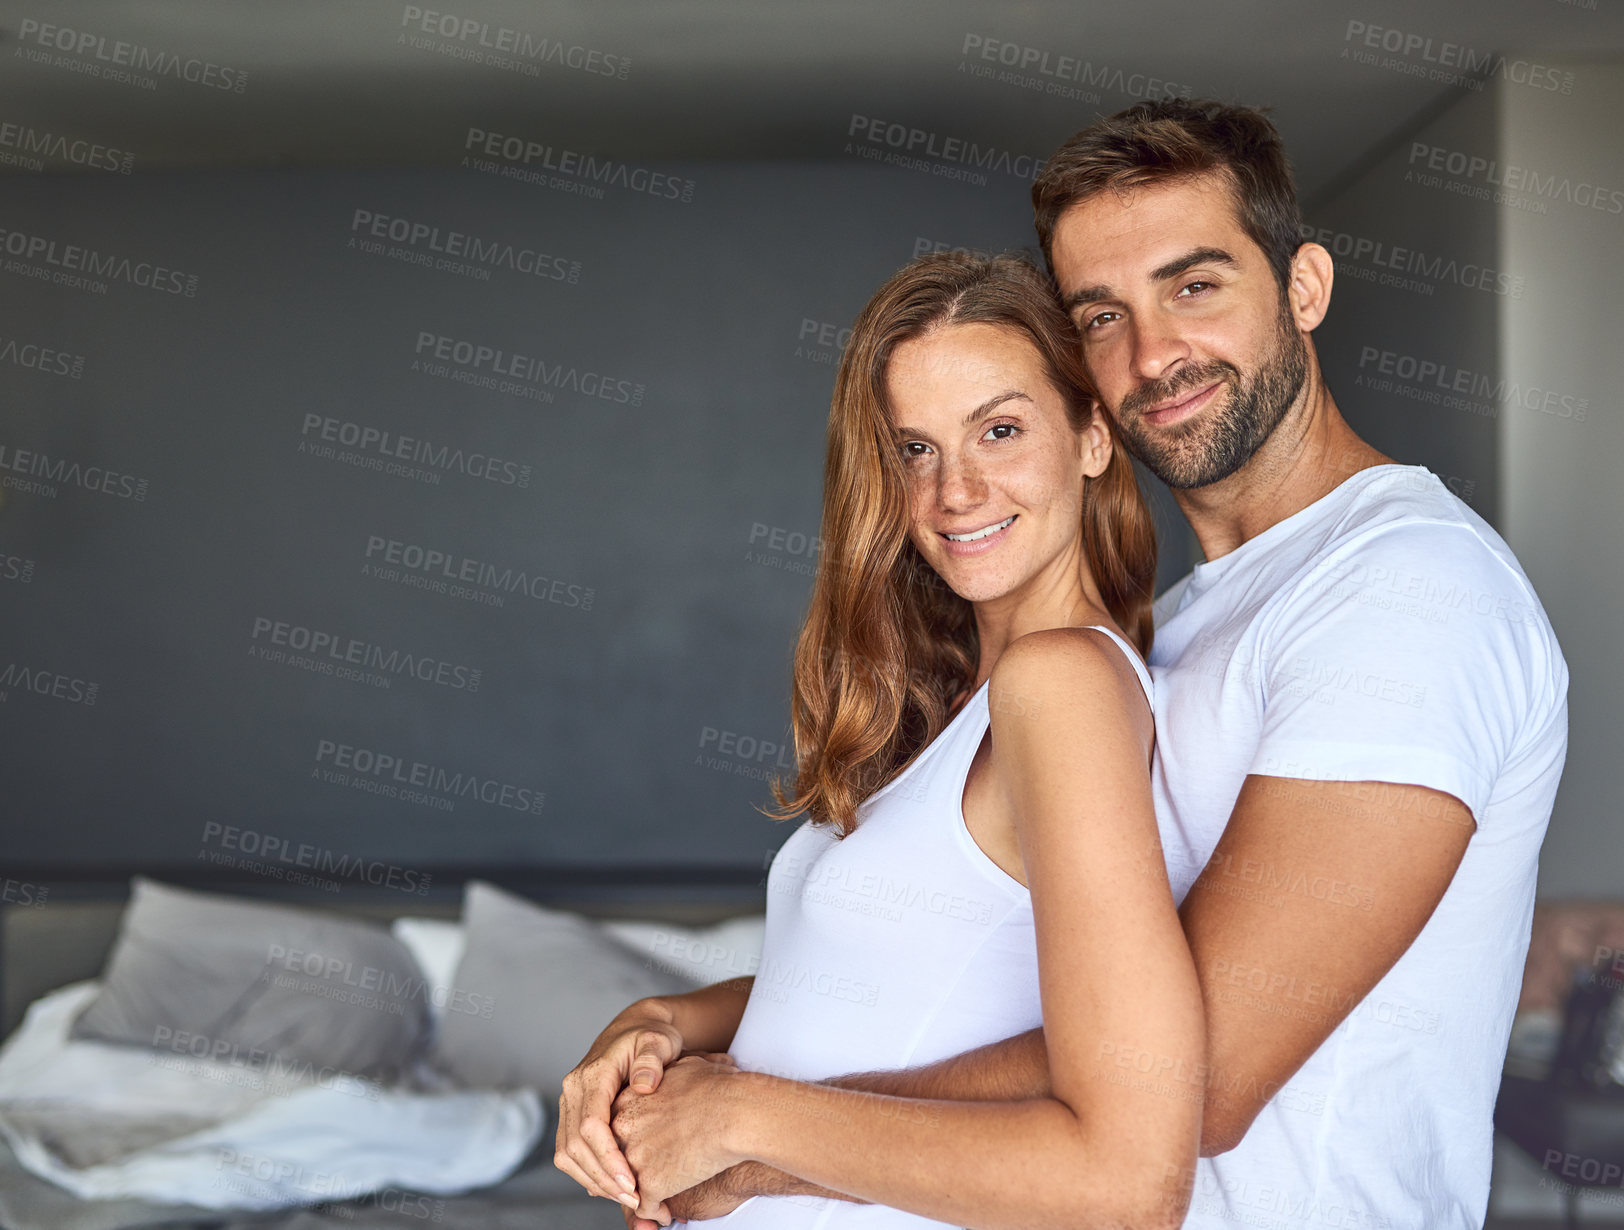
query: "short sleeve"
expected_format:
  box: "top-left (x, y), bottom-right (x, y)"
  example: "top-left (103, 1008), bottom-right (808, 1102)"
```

top-left (1249, 522), bottom-right (1557, 821)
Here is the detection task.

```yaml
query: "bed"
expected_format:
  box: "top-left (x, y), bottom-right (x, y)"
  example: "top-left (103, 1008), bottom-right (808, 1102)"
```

top-left (0, 866), bottom-right (766, 1230)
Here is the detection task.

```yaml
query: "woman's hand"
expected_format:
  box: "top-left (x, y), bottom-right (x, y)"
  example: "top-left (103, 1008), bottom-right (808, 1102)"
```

top-left (555, 1004), bottom-right (686, 1207)
top-left (612, 1054), bottom-right (748, 1221)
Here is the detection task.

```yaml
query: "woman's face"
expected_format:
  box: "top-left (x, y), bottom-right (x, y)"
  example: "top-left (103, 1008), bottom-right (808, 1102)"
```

top-left (886, 321), bottom-right (1110, 605)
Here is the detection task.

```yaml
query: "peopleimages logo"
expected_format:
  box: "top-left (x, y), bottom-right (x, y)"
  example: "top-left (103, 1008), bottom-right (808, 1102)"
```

top-left (1355, 346), bottom-right (1589, 422)
top-left (1300, 224), bottom-right (1523, 299)
top-left (362, 535), bottom-right (594, 610)
top-left (199, 822), bottom-right (432, 895)
top-left (846, 114), bottom-right (1044, 185)
top-left (298, 414), bottom-right (532, 487)
top-left (0, 119), bottom-right (134, 173)
top-left (0, 334), bottom-right (85, 379)
top-left (1407, 142), bottom-right (1623, 216)
top-left (11, 18), bottom-right (250, 92)
top-left (398, 5), bottom-right (630, 80)
top-left (312, 738), bottom-right (545, 815)
top-left (0, 224), bottom-right (199, 296)
top-left (0, 441), bottom-right (149, 501)
top-left (249, 616), bottom-right (482, 692)
top-left (347, 209), bottom-right (581, 283)
top-left (0, 660), bottom-right (98, 705)
top-left (1342, 20), bottom-right (1576, 95)
top-left (0, 552), bottom-right (36, 584)
top-left (957, 34), bottom-right (1190, 104)
top-left (462, 127), bottom-right (694, 203)
top-left (413, 332), bottom-right (645, 406)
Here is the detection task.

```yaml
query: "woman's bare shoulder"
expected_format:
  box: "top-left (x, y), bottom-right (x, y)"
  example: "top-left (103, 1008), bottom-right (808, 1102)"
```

top-left (990, 627), bottom-right (1143, 708)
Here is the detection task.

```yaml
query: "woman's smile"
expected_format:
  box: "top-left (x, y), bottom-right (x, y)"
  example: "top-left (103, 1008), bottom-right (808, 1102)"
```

top-left (939, 514), bottom-right (1017, 557)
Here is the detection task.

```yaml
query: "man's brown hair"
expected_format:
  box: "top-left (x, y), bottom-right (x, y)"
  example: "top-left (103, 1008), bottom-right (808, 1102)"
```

top-left (1032, 97), bottom-right (1303, 292)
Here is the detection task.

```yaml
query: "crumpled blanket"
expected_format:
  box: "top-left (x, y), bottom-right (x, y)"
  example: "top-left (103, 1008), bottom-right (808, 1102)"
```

top-left (0, 982), bottom-right (544, 1210)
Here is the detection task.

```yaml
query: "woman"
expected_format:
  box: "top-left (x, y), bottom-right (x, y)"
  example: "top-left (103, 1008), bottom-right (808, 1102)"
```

top-left (556, 252), bottom-right (1204, 1229)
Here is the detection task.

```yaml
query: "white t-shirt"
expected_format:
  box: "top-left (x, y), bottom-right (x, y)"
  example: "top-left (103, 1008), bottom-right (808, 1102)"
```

top-left (1150, 464), bottom-right (1568, 1230)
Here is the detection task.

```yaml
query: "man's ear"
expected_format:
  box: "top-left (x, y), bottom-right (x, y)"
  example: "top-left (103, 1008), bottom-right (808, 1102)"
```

top-left (1286, 242), bottom-right (1334, 332)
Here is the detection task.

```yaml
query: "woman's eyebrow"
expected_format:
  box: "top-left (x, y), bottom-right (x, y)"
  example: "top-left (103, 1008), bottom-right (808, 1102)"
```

top-left (963, 390), bottom-right (1031, 426)
top-left (892, 390), bottom-right (1031, 439)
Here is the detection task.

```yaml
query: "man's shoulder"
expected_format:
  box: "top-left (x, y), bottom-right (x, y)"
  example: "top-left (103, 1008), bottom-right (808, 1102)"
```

top-left (1315, 464), bottom-right (1492, 550)
top-left (1267, 469), bottom-right (1568, 709)
top-left (1159, 467), bottom-right (1527, 621)
top-left (1301, 466), bottom-right (1537, 610)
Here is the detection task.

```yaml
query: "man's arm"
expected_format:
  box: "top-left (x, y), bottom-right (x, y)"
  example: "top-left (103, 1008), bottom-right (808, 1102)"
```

top-left (1179, 773), bottom-right (1474, 1153)
top-left (691, 771), bottom-right (1472, 1214)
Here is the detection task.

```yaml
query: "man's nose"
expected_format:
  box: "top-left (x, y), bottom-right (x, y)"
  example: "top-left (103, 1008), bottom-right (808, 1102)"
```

top-left (1129, 315), bottom-right (1191, 382)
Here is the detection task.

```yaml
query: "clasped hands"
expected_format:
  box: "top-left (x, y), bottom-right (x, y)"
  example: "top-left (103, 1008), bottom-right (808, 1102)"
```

top-left (555, 1013), bottom-right (751, 1227)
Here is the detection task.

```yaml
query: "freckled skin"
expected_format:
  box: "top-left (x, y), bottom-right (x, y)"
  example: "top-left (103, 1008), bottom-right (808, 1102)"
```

top-left (886, 322), bottom-right (1112, 660)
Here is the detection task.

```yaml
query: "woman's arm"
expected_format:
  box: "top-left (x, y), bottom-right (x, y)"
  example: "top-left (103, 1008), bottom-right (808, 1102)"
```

top-left (639, 974), bottom-right (755, 1055)
top-left (555, 977), bottom-right (754, 1205)
top-left (628, 1031), bottom-right (1055, 1229)
top-left (614, 629), bottom-right (1206, 1229)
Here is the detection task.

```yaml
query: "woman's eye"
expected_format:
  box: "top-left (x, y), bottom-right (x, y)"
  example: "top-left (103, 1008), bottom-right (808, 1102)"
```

top-left (900, 441), bottom-right (930, 463)
top-left (984, 423), bottom-right (1018, 442)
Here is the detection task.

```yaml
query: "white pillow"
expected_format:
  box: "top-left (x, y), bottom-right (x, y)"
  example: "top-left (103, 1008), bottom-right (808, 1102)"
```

top-left (433, 883), bottom-right (696, 1101)
top-left (601, 916), bottom-right (765, 986)
top-left (390, 917), bottom-right (467, 1031)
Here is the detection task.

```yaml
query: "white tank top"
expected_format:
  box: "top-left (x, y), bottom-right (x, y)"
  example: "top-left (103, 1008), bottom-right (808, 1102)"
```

top-left (710, 625), bottom-right (1153, 1230)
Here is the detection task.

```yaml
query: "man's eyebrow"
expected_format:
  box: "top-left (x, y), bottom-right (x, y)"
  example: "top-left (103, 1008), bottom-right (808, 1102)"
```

top-left (1060, 246), bottom-right (1241, 314)
top-left (892, 390), bottom-right (1032, 438)
top-left (1061, 282), bottom-right (1113, 314)
top-left (1150, 246), bottom-right (1240, 284)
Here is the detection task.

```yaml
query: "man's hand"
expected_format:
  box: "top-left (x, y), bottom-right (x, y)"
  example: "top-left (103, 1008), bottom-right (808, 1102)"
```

top-left (555, 1007), bottom-right (685, 1206)
top-left (612, 1055), bottom-right (746, 1221)
top-left (622, 1168), bottom-right (749, 1229)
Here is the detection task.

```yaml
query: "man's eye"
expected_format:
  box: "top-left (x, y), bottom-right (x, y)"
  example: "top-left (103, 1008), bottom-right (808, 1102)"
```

top-left (1177, 280), bottom-right (1214, 297)
top-left (1083, 310), bottom-right (1120, 330)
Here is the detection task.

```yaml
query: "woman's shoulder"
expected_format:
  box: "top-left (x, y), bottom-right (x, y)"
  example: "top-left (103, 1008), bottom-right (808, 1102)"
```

top-left (989, 626), bottom-right (1151, 730)
top-left (992, 625), bottom-right (1138, 687)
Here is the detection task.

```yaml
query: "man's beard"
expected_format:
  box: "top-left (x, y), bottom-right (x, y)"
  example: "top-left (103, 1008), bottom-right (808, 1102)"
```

top-left (1111, 303), bottom-right (1309, 490)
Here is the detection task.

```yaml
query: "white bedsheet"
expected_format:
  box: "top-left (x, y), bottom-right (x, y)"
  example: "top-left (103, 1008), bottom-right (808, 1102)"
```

top-left (0, 982), bottom-right (543, 1210)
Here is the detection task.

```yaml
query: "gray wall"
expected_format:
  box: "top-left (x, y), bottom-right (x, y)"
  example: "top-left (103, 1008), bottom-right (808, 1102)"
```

top-left (1303, 63), bottom-right (1624, 899)
top-left (1305, 84), bottom-right (1503, 515)
top-left (1499, 59), bottom-right (1624, 901)
top-left (0, 157), bottom-right (1194, 874)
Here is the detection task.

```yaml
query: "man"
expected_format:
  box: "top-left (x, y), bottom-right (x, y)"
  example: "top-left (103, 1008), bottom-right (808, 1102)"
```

top-left (573, 97), bottom-right (1569, 1228)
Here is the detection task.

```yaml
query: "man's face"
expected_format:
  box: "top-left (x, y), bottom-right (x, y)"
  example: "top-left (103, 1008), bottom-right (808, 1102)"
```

top-left (1049, 172), bottom-right (1308, 490)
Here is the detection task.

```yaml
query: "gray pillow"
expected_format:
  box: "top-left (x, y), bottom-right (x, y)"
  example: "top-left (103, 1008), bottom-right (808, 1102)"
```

top-left (435, 882), bottom-right (694, 1100)
top-left (70, 878), bottom-right (430, 1080)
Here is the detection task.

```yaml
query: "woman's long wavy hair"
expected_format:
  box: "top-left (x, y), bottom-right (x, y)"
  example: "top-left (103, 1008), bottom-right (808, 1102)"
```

top-left (769, 251), bottom-right (1158, 836)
